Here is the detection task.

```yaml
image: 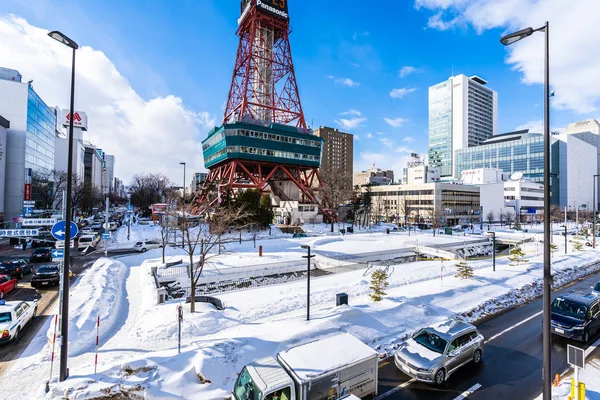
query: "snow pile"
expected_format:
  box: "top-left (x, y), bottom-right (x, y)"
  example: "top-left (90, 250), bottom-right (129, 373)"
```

top-left (48, 258), bottom-right (129, 357)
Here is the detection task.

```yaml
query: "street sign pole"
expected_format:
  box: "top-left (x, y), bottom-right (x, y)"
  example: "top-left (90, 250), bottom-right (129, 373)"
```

top-left (105, 197), bottom-right (109, 258)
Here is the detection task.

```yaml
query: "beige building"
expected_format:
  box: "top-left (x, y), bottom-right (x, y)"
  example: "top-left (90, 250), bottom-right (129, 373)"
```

top-left (314, 126), bottom-right (353, 191)
top-left (563, 119), bottom-right (600, 136)
top-left (354, 166), bottom-right (395, 187)
top-left (365, 182), bottom-right (480, 227)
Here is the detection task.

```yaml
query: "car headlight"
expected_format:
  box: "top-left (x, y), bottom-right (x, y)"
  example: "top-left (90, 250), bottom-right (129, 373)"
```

top-left (416, 367), bottom-right (432, 373)
top-left (572, 326), bottom-right (585, 330)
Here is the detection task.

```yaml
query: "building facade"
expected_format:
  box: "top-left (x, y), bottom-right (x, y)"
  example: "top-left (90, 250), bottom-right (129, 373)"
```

top-left (403, 165), bottom-right (440, 185)
top-left (354, 166), bottom-right (394, 187)
top-left (313, 126), bottom-right (354, 191)
top-left (104, 154), bottom-right (115, 195)
top-left (554, 133), bottom-right (597, 210)
top-left (0, 69), bottom-right (58, 225)
top-left (190, 172), bottom-right (208, 194)
top-left (504, 179), bottom-right (544, 221)
top-left (428, 74), bottom-right (498, 177)
top-left (0, 115), bottom-right (8, 223)
top-left (83, 144), bottom-right (104, 192)
top-left (365, 182), bottom-right (480, 227)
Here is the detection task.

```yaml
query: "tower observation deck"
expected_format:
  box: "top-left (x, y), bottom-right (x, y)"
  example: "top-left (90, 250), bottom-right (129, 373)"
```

top-left (195, 0), bottom-right (333, 219)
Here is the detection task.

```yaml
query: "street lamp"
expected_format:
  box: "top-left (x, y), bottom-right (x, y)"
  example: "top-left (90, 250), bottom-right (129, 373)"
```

top-left (48, 30), bottom-right (78, 383)
top-left (501, 21), bottom-right (551, 400)
top-left (180, 162), bottom-right (186, 249)
top-left (301, 245), bottom-right (315, 321)
top-left (594, 175), bottom-right (600, 248)
top-left (486, 231), bottom-right (496, 272)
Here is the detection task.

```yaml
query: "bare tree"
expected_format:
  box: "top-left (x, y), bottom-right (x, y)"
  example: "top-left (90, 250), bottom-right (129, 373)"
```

top-left (318, 167), bottom-right (354, 232)
top-left (180, 200), bottom-right (253, 312)
top-left (505, 210), bottom-right (515, 229)
top-left (486, 210), bottom-right (495, 227)
top-left (31, 169), bottom-right (69, 210)
top-left (129, 173), bottom-right (174, 217)
top-left (430, 205), bottom-right (445, 236)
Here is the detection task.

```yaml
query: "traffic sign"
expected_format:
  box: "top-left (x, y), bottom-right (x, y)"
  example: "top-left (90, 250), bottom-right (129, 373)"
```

top-left (127, 205), bottom-right (133, 211)
top-left (11, 217), bottom-right (21, 223)
top-left (126, 213), bottom-right (131, 219)
top-left (527, 207), bottom-right (536, 214)
top-left (22, 218), bottom-right (57, 227)
top-left (51, 220), bottom-right (79, 240)
top-left (23, 200), bottom-right (35, 206)
top-left (0, 229), bottom-right (39, 237)
top-left (102, 233), bottom-right (110, 240)
top-left (56, 240), bottom-right (75, 248)
top-left (51, 249), bottom-right (64, 259)
top-left (24, 207), bottom-right (33, 217)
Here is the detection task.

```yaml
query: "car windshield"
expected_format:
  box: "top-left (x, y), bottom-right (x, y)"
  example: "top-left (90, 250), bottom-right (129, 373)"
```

top-left (0, 312), bottom-right (11, 323)
top-left (413, 329), bottom-right (448, 354)
top-left (552, 298), bottom-right (588, 319)
top-left (594, 282), bottom-right (600, 292)
top-left (233, 367), bottom-right (262, 400)
top-left (135, 242), bottom-right (143, 246)
top-left (37, 266), bottom-right (59, 274)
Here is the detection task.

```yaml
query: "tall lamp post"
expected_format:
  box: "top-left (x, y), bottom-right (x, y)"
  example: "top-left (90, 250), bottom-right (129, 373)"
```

top-left (501, 21), bottom-right (551, 399)
top-left (486, 231), bottom-right (496, 272)
top-left (179, 162), bottom-right (186, 248)
top-left (301, 245), bottom-right (315, 321)
top-left (48, 30), bottom-right (78, 382)
top-left (594, 175), bottom-right (600, 248)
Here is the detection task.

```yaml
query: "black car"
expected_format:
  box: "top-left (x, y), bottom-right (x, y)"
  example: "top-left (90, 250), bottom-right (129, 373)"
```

top-left (0, 260), bottom-right (33, 279)
top-left (31, 264), bottom-right (60, 288)
top-left (551, 293), bottom-right (600, 343)
top-left (29, 248), bottom-right (52, 263)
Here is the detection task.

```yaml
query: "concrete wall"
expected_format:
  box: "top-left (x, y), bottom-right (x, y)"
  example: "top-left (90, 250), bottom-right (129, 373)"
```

top-left (0, 124), bottom-right (6, 221)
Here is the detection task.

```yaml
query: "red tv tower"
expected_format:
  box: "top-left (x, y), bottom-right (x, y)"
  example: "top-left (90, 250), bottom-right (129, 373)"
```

top-left (194, 0), bottom-right (333, 221)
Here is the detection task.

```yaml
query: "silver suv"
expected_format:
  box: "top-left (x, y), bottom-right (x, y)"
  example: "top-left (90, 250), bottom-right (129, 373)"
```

top-left (394, 320), bottom-right (484, 385)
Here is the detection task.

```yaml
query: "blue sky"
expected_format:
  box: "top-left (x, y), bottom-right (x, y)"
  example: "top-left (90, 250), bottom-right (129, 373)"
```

top-left (1, 0), bottom-right (597, 181)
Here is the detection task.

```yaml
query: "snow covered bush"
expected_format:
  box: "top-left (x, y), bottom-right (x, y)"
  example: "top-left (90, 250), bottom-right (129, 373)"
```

top-left (455, 259), bottom-right (474, 279)
top-left (369, 268), bottom-right (389, 302)
top-left (508, 246), bottom-right (528, 266)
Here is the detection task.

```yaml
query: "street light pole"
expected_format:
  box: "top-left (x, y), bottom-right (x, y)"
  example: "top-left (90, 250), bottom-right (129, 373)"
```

top-left (301, 245), bottom-right (315, 321)
top-left (501, 21), bottom-right (551, 400)
top-left (180, 162), bottom-right (186, 249)
top-left (594, 175), bottom-right (599, 248)
top-left (487, 231), bottom-right (496, 272)
top-left (48, 30), bottom-right (78, 383)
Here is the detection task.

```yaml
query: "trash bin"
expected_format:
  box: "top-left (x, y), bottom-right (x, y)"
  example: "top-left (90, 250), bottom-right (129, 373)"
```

top-left (347, 226), bottom-right (354, 233)
top-left (339, 228), bottom-right (346, 235)
top-left (336, 292), bottom-right (348, 306)
top-left (386, 228), bottom-right (390, 234)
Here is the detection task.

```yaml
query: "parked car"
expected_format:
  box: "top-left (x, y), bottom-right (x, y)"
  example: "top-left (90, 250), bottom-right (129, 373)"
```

top-left (0, 300), bottom-right (37, 342)
top-left (0, 260), bottom-right (33, 279)
top-left (31, 265), bottom-right (60, 288)
top-left (90, 223), bottom-right (103, 231)
top-left (29, 248), bottom-right (52, 263)
top-left (593, 281), bottom-right (600, 296)
top-left (394, 320), bottom-right (484, 386)
top-left (133, 240), bottom-right (161, 252)
top-left (0, 275), bottom-right (17, 299)
top-left (551, 293), bottom-right (600, 343)
top-left (78, 235), bottom-right (98, 250)
top-left (292, 232), bottom-right (308, 238)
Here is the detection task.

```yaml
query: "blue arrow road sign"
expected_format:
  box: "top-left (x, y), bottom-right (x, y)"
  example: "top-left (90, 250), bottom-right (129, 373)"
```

top-left (127, 205), bottom-right (133, 211)
top-left (51, 220), bottom-right (79, 240)
top-left (51, 249), bottom-right (64, 259)
top-left (102, 233), bottom-right (110, 239)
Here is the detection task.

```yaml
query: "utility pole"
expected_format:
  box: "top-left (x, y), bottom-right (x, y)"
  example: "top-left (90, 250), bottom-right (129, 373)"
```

top-left (301, 245), bottom-right (315, 321)
top-left (104, 197), bottom-right (109, 257)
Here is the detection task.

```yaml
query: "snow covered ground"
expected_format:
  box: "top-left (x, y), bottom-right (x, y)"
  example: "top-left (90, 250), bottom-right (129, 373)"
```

top-left (2, 223), bottom-right (600, 399)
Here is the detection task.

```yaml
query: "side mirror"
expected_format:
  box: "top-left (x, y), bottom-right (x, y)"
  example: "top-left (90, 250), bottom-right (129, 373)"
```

top-left (448, 349), bottom-right (459, 357)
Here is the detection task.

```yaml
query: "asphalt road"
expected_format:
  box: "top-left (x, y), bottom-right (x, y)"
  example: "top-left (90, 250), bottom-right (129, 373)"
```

top-left (377, 269), bottom-right (600, 400)
top-left (0, 240), bottom-right (136, 377)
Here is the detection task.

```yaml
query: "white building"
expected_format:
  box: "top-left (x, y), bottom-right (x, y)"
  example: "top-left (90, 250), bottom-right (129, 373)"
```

top-left (273, 201), bottom-right (321, 226)
top-left (564, 119), bottom-right (600, 136)
top-left (0, 115), bottom-right (8, 223)
top-left (459, 168), bottom-right (509, 224)
top-left (403, 165), bottom-right (440, 185)
top-left (428, 74), bottom-right (498, 178)
top-left (555, 133), bottom-right (597, 210)
top-left (54, 109), bottom-right (87, 180)
top-left (353, 166), bottom-right (394, 186)
top-left (504, 177), bottom-right (544, 222)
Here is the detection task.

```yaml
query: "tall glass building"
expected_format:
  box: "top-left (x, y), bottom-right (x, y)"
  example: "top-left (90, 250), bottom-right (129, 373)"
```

top-left (455, 130), bottom-right (561, 204)
top-left (25, 84), bottom-right (56, 171)
top-left (428, 74), bottom-right (498, 178)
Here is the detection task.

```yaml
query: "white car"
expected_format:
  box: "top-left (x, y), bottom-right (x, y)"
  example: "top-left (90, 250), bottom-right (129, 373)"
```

top-left (78, 235), bottom-right (99, 250)
top-left (133, 240), bottom-right (161, 252)
top-left (0, 300), bottom-right (37, 342)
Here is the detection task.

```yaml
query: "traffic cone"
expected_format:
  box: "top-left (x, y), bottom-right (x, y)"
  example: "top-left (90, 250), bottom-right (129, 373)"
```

top-left (553, 373), bottom-right (560, 386)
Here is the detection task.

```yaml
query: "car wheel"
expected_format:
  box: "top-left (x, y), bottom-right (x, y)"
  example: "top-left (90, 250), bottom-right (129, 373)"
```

top-left (12, 328), bottom-right (19, 342)
top-left (434, 368), bottom-right (445, 386)
top-left (19, 272), bottom-right (23, 279)
top-left (584, 331), bottom-right (589, 343)
top-left (473, 349), bottom-right (482, 364)
top-left (0, 291), bottom-right (3, 300)
top-left (141, 248), bottom-right (147, 253)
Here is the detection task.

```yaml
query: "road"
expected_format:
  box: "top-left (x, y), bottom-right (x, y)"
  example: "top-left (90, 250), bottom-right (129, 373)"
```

top-left (0, 239), bottom-right (136, 377)
top-left (377, 270), bottom-right (600, 400)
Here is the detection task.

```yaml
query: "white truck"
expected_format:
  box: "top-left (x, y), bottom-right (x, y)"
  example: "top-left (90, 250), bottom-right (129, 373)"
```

top-left (232, 333), bottom-right (378, 400)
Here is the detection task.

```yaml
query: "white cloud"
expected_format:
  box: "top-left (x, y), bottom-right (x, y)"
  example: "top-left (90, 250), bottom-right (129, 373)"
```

top-left (349, 62), bottom-right (361, 68)
top-left (352, 31), bottom-right (370, 40)
top-left (384, 117), bottom-right (409, 128)
top-left (515, 120), bottom-right (544, 133)
top-left (404, 136), bottom-right (415, 143)
top-left (0, 15), bottom-right (215, 184)
top-left (398, 66), bottom-right (421, 78)
top-left (354, 135), bottom-right (360, 141)
top-left (395, 146), bottom-right (414, 153)
top-left (334, 117), bottom-right (367, 130)
top-left (376, 132), bottom-right (386, 136)
top-left (328, 75), bottom-right (360, 87)
top-left (415, 0), bottom-right (600, 113)
top-left (340, 109), bottom-right (362, 116)
top-left (366, 133), bottom-right (374, 139)
top-left (390, 87), bottom-right (417, 99)
top-left (379, 137), bottom-right (394, 148)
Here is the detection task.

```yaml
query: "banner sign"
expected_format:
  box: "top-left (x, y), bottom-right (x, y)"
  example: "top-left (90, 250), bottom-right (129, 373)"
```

top-left (0, 229), bottom-right (39, 237)
top-left (62, 110), bottom-right (89, 131)
top-left (22, 218), bottom-right (57, 226)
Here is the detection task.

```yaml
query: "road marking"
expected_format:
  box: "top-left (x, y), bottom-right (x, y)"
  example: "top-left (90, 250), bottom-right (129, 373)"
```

top-left (453, 383), bottom-right (482, 400)
top-left (585, 336), bottom-right (600, 358)
top-left (375, 378), bottom-right (416, 399)
top-left (484, 310), bottom-right (543, 343)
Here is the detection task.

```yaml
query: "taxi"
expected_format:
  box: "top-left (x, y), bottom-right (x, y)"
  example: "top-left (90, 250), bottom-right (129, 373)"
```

top-left (0, 299), bottom-right (37, 342)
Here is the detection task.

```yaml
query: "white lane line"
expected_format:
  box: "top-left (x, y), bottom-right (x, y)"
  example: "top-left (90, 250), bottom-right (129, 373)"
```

top-left (375, 378), bottom-right (416, 399)
top-left (484, 310), bottom-right (543, 343)
top-left (453, 383), bottom-right (482, 400)
top-left (584, 336), bottom-right (600, 358)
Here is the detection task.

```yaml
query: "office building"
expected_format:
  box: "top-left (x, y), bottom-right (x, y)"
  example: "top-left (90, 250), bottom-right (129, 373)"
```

top-left (83, 144), bottom-right (104, 192)
top-left (354, 166), bottom-right (394, 187)
top-left (191, 172), bottom-right (208, 194)
top-left (504, 179), bottom-right (544, 222)
top-left (105, 154), bottom-right (115, 195)
top-left (54, 109), bottom-right (87, 180)
top-left (428, 74), bottom-right (498, 177)
top-left (314, 126), bottom-right (354, 191)
top-left (0, 115), bottom-right (8, 223)
top-left (365, 182), bottom-right (480, 227)
top-left (403, 165), bottom-right (440, 185)
top-left (563, 119), bottom-right (600, 136)
top-left (455, 129), bottom-right (596, 209)
top-left (0, 69), bottom-right (58, 225)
